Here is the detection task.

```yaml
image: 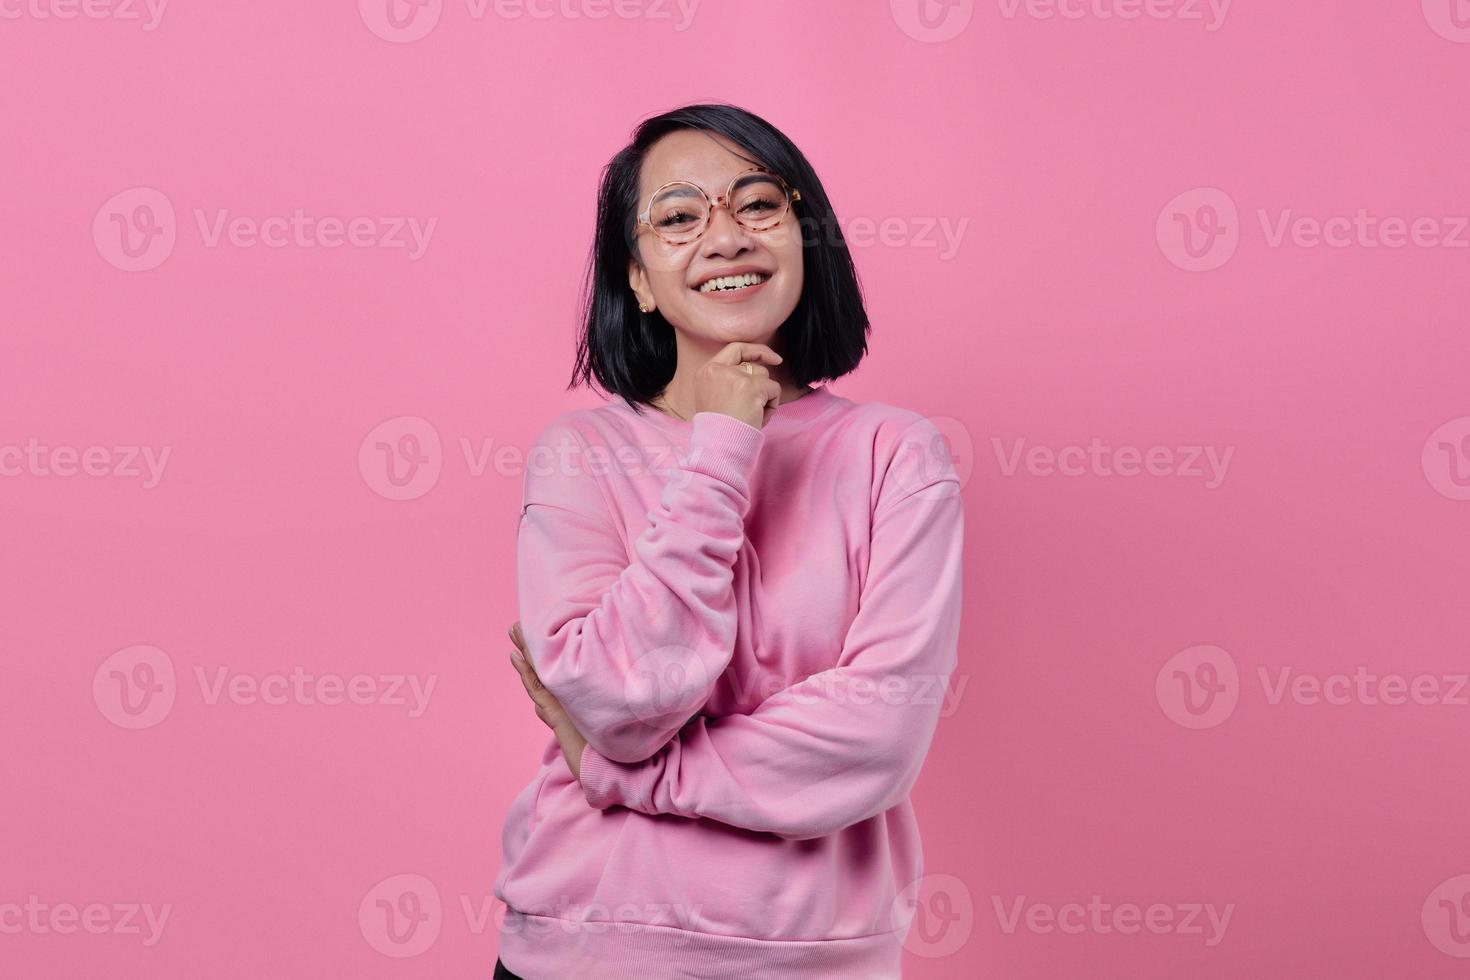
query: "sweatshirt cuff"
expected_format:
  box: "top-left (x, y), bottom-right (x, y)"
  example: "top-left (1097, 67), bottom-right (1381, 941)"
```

top-left (578, 744), bottom-right (622, 811)
top-left (683, 412), bottom-right (764, 500)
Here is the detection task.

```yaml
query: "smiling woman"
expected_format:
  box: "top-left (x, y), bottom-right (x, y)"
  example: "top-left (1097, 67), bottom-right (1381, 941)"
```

top-left (492, 103), bottom-right (965, 980)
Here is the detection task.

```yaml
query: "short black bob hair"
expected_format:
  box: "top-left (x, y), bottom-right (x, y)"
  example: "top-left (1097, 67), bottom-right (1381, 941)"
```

top-left (570, 103), bottom-right (870, 416)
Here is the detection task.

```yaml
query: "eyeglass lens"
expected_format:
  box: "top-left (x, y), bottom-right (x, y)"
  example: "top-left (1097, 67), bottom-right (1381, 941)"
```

top-left (647, 172), bottom-right (789, 243)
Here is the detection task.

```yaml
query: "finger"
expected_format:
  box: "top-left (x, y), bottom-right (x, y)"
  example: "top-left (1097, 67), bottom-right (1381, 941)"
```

top-left (711, 342), bottom-right (783, 367)
top-left (508, 648), bottom-right (533, 683)
top-left (516, 668), bottom-right (549, 710)
top-left (507, 648), bottom-right (543, 696)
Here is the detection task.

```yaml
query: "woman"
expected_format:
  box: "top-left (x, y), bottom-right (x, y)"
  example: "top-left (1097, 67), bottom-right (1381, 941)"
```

top-left (493, 103), bottom-right (964, 980)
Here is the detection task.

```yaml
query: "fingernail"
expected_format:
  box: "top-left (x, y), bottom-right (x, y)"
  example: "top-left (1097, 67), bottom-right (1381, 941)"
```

top-left (509, 647), bottom-right (526, 663)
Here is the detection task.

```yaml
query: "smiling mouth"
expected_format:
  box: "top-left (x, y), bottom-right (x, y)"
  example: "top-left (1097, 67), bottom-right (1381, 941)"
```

top-left (696, 272), bottom-right (770, 294)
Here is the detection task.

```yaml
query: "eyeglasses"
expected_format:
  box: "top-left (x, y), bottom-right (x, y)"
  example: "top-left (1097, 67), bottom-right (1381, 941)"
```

top-left (634, 168), bottom-right (801, 246)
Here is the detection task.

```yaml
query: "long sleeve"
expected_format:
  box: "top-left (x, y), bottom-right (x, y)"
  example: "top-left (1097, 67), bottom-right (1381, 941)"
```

top-left (516, 410), bottom-right (763, 764)
top-left (576, 419), bottom-right (965, 840)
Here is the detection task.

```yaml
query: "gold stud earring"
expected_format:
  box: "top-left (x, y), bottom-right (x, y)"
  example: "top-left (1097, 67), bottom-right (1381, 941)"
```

top-left (639, 303), bottom-right (651, 314)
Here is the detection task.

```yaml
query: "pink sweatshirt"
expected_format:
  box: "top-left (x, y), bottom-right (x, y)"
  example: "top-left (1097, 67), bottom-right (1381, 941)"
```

top-left (494, 384), bottom-right (964, 979)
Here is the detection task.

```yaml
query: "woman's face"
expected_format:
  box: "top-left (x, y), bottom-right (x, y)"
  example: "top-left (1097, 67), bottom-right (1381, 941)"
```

top-left (627, 130), bottom-right (804, 346)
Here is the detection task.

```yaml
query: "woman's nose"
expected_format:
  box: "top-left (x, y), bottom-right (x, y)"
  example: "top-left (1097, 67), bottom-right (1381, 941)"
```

top-left (701, 203), bottom-right (753, 254)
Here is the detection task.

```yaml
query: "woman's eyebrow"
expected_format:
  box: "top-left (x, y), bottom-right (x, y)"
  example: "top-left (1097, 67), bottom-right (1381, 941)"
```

top-left (655, 185), bottom-right (703, 199)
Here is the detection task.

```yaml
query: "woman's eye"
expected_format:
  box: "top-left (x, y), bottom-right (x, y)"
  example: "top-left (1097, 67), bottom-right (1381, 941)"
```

top-left (658, 210), bottom-right (696, 227)
top-left (740, 199), bottom-right (778, 214)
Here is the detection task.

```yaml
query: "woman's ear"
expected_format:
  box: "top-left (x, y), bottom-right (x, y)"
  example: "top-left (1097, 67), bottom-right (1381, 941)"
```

top-left (627, 258), bottom-right (654, 314)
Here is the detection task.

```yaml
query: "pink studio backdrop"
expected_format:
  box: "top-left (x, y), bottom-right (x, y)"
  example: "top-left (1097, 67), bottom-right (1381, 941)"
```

top-left (3, 2), bottom-right (1468, 978)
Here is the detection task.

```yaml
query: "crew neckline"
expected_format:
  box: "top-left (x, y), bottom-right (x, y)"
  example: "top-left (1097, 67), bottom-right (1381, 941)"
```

top-left (619, 385), bottom-right (837, 431)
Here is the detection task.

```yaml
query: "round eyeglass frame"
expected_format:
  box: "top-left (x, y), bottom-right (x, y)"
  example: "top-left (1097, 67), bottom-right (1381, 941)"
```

top-left (634, 167), bottom-right (802, 246)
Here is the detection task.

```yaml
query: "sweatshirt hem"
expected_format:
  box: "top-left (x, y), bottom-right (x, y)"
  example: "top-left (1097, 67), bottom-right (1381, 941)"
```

top-left (497, 909), bottom-right (905, 980)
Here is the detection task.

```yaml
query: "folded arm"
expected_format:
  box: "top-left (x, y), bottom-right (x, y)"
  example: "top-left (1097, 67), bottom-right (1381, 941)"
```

top-left (576, 421), bottom-right (965, 840)
top-left (516, 411), bottom-right (763, 764)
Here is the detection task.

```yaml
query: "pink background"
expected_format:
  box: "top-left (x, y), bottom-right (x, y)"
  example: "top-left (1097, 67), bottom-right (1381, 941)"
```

top-left (4, 1), bottom-right (1470, 977)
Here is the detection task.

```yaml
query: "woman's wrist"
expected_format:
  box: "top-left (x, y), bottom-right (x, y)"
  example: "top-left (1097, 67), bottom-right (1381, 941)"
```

top-left (555, 724), bottom-right (587, 780)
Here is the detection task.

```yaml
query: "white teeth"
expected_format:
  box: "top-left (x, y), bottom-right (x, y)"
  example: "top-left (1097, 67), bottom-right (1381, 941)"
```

top-left (698, 273), bottom-right (768, 293)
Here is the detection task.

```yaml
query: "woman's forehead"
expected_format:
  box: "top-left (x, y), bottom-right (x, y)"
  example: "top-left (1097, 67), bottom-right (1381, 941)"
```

top-left (640, 131), bottom-right (763, 195)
